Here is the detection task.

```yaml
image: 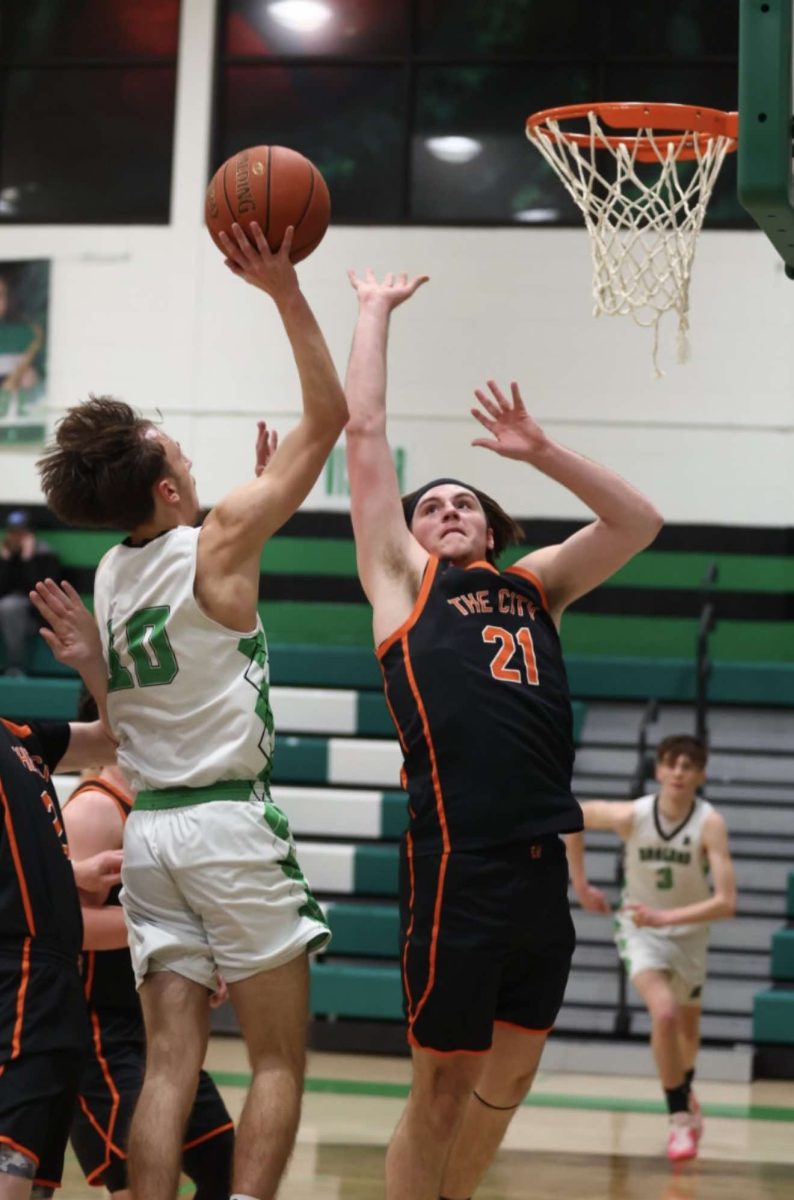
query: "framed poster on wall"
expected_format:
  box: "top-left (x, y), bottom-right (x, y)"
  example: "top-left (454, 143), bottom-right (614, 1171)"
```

top-left (0, 259), bottom-right (49, 445)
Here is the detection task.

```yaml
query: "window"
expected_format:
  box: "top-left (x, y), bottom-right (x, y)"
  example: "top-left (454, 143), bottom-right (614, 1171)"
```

top-left (0, 0), bottom-right (180, 224)
top-left (213, 0), bottom-right (746, 227)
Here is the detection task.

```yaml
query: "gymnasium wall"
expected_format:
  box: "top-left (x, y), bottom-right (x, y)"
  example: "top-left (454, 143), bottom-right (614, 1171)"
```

top-left (0, 1), bottom-right (792, 529)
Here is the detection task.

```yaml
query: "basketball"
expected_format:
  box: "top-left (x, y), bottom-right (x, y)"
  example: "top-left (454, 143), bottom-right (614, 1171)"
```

top-left (205, 145), bottom-right (331, 264)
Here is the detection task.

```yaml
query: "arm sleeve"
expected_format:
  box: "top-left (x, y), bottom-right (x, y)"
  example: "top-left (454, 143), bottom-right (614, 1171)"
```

top-left (27, 719), bottom-right (71, 773)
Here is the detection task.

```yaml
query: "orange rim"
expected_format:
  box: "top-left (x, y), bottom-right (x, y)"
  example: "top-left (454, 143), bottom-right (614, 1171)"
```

top-left (526, 102), bottom-right (738, 164)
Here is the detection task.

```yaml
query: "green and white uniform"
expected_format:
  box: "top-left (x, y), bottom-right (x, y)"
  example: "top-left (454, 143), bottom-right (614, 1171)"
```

top-left (94, 525), bottom-right (329, 989)
top-left (615, 794), bottom-right (713, 1005)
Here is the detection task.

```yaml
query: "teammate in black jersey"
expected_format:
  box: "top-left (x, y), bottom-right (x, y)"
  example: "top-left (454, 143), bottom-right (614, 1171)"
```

top-left (344, 269), bottom-right (663, 1200)
top-left (62, 693), bottom-right (234, 1200)
top-left (0, 715), bottom-right (117, 1200)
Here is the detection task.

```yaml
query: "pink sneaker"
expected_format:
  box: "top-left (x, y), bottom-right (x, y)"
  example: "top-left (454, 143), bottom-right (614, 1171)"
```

top-left (667, 1116), bottom-right (698, 1162)
top-left (688, 1088), bottom-right (703, 1141)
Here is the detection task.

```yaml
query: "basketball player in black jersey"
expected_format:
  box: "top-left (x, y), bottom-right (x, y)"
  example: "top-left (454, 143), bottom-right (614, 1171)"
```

top-left (61, 693), bottom-right (234, 1200)
top-left (0, 714), bottom-right (118, 1200)
top-left (344, 269), bottom-right (663, 1200)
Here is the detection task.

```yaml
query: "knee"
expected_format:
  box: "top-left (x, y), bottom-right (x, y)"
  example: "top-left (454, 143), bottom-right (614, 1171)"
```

top-left (410, 1070), bottom-right (474, 1141)
top-left (650, 999), bottom-right (679, 1031)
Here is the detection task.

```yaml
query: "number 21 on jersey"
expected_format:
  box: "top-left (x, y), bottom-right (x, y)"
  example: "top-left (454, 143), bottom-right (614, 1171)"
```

top-left (482, 625), bottom-right (539, 686)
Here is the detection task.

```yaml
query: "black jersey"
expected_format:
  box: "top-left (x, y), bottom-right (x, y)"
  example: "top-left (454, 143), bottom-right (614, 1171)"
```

top-left (378, 557), bottom-right (582, 852)
top-left (66, 778), bottom-right (140, 1025)
top-left (0, 718), bottom-right (78, 956)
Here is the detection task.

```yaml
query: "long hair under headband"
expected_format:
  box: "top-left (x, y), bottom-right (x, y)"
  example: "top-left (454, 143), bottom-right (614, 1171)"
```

top-left (401, 478), bottom-right (524, 563)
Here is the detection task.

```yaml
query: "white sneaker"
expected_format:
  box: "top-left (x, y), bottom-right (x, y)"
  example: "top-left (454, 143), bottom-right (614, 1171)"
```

top-left (667, 1115), bottom-right (698, 1162)
top-left (688, 1088), bottom-right (703, 1141)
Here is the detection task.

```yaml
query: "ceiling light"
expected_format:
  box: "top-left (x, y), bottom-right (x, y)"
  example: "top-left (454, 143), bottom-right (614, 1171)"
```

top-left (267, 1), bottom-right (332, 34)
top-left (424, 136), bottom-right (483, 165)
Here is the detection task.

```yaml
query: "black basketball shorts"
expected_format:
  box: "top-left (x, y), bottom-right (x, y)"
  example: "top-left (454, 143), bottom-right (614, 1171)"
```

top-left (70, 1027), bottom-right (234, 1193)
top-left (0, 1050), bottom-right (85, 1187)
top-left (399, 834), bottom-right (576, 1053)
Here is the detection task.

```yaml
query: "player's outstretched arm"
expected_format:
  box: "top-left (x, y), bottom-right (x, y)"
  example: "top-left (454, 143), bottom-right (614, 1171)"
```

top-left (626, 810), bottom-right (737, 929)
top-left (202, 223), bottom-right (347, 557)
top-left (470, 380), bottom-right (663, 622)
top-left (580, 798), bottom-right (636, 839)
top-left (344, 270), bottom-right (429, 608)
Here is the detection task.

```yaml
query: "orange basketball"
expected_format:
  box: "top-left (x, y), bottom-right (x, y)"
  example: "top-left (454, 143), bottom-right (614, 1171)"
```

top-left (205, 146), bottom-right (331, 264)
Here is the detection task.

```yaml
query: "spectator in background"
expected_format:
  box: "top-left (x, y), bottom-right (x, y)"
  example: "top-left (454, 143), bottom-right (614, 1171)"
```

top-left (0, 509), bottom-right (61, 676)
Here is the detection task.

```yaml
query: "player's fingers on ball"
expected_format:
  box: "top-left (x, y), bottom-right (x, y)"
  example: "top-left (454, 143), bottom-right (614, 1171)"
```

top-left (280, 225), bottom-right (295, 254)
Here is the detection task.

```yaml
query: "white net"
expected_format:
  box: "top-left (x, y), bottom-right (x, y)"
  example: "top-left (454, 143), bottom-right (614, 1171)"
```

top-left (526, 110), bottom-right (735, 374)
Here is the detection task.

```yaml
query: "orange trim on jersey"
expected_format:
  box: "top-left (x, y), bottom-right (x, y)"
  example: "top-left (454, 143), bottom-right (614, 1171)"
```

top-left (401, 631), bottom-right (451, 1029)
top-left (11, 938), bottom-right (31, 1059)
top-left (493, 1018), bottom-right (553, 1036)
top-left (401, 831), bottom-right (416, 1021)
top-left (0, 1132), bottom-right (39, 1165)
top-left (0, 718), bottom-right (32, 739)
top-left (407, 1031), bottom-right (490, 1056)
top-left (32, 1179), bottom-right (62, 1191)
top-left (65, 777), bottom-right (131, 826)
top-left (504, 565), bottom-right (549, 612)
top-left (375, 556), bottom-right (438, 660)
top-left (83, 951), bottom-right (96, 1001)
top-left (182, 1120), bottom-right (234, 1152)
top-left (0, 779), bottom-right (37, 935)
top-left (464, 559), bottom-right (500, 575)
top-left (378, 660), bottom-right (409, 755)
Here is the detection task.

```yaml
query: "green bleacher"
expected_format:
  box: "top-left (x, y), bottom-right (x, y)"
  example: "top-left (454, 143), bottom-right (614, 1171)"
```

top-left (753, 869), bottom-right (794, 1071)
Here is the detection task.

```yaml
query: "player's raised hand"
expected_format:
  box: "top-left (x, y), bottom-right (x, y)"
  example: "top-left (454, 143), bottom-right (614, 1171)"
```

top-left (471, 380), bottom-right (549, 462)
top-left (255, 420), bottom-right (279, 476)
top-left (347, 268), bottom-right (429, 311)
top-left (219, 222), bottom-right (299, 297)
top-left (30, 578), bottom-right (102, 671)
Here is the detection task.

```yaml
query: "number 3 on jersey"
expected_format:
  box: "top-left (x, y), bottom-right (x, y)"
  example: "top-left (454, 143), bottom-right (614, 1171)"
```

top-left (482, 625), bottom-right (539, 686)
top-left (108, 606), bottom-right (179, 690)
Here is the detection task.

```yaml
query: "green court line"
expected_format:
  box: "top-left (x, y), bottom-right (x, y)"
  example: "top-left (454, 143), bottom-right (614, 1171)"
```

top-left (209, 1072), bottom-right (794, 1123)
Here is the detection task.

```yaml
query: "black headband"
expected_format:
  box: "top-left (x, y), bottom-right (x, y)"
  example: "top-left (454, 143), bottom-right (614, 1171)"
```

top-left (402, 478), bottom-right (481, 526)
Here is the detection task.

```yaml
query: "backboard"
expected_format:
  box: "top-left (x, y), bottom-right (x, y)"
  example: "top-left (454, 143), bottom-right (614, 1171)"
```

top-left (738, 0), bottom-right (794, 276)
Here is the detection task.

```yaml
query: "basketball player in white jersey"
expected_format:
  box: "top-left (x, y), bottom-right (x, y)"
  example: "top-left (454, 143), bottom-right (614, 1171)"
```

top-left (566, 735), bottom-right (737, 1163)
top-left (32, 222), bottom-right (347, 1200)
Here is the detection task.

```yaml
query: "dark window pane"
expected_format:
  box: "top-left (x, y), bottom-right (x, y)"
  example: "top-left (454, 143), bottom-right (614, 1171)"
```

top-left (607, 1), bottom-right (738, 58)
top-left (223, 0), bottom-right (409, 58)
top-left (418, 0), bottom-right (600, 58)
top-left (218, 65), bottom-right (405, 221)
top-left (0, 0), bottom-right (181, 62)
top-left (0, 68), bottom-right (176, 222)
top-left (412, 64), bottom-right (598, 221)
top-left (603, 63), bottom-right (738, 113)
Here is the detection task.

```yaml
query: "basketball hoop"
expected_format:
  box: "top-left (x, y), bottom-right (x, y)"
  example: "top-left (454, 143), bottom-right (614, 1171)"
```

top-left (525, 102), bottom-right (739, 374)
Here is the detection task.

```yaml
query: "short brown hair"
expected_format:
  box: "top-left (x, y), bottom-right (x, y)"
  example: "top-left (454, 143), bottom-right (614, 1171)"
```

top-left (656, 735), bottom-right (708, 769)
top-left (401, 480), bottom-right (524, 564)
top-left (38, 396), bottom-right (165, 530)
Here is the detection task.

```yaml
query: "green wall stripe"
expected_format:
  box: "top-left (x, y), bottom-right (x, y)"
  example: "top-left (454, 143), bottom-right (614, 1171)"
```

top-left (381, 792), bottom-right (409, 839)
top-left (207, 1071), bottom-right (794, 1123)
top-left (353, 845), bottom-right (399, 895)
top-left (355, 692), bottom-right (395, 736)
top-left (260, 603), bottom-right (794, 661)
top-left (272, 736), bottom-right (329, 784)
top-left (44, 528), bottom-right (794, 595)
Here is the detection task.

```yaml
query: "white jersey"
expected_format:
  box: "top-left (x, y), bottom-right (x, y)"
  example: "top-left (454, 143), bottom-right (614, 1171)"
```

top-left (620, 793), bottom-right (714, 941)
top-left (94, 524), bottom-right (274, 792)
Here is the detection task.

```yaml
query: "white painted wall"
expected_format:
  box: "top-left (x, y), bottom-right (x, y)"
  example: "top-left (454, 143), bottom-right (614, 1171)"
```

top-left (0, 1), bottom-right (791, 528)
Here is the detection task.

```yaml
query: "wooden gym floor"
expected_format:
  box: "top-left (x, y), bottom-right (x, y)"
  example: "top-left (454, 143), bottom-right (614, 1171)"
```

top-left (58, 1036), bottom-right (794, 1198)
